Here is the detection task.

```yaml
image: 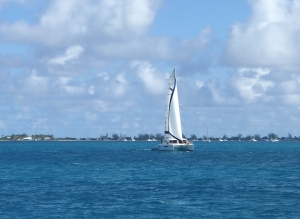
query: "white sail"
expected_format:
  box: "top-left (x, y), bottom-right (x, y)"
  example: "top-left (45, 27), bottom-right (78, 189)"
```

top-left (164, 69), bottom-right (183, 141)
top-left (152, 68), bottom-right (194, 151)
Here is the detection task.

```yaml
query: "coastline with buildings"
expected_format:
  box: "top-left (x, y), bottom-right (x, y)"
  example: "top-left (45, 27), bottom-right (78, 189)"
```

top-left (0, 133), bottom-right (299, 142)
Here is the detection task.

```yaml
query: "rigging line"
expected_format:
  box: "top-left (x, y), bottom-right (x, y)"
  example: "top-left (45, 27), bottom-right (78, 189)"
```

top-left (165, 91), bottom-right (172, 132)
top-left (166, 76), bottom-right (176, 133)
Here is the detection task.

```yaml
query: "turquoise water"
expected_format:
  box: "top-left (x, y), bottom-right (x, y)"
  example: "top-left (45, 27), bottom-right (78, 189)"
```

top-left (1, 141), bottom-right (300, 218)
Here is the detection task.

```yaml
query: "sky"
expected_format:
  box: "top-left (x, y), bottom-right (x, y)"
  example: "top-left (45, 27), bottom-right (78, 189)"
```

top-left (1, 0), bottom-right (300, 138)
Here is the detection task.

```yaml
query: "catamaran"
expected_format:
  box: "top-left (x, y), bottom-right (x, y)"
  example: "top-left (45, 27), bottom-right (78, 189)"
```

top-left (153, 68), bottom-right (194, 151)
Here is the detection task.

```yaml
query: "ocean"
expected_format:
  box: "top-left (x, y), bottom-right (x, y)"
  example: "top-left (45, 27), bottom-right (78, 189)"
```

top-left (0, 140), bottom-right (299, 218)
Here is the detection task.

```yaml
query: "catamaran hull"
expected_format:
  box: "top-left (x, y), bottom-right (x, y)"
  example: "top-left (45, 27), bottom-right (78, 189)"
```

top-left (174, 144), bottom-right (194, 151)
top-left (157, 144), bottom-right (174, 151)
top-left (155, 144), bottom-right (194, 151)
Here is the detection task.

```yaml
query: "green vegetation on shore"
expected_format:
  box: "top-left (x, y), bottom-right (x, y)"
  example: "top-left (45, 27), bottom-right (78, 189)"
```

top-left (0, 133), bottom-right (299, 141)
top-left (0, 134), bottom-right (54, 141)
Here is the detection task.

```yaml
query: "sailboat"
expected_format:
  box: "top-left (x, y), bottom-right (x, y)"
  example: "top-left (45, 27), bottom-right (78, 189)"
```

top-left (130, 136), bottom-right (135, 141)
top-left (206, 126), bottom-right (210, 142)
top-left (153, 68), bottom-right (194, 151)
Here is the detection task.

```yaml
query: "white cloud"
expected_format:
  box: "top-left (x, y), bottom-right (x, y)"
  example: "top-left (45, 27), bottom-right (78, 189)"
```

top-left (0, 0), bottom-right (212, 68)
top-left (278, 75), bottom-right (300, 105)
top-left (50, 45), bottom-right (84, 65)
top-left (23, 70), bottom-right (49, 94)
top-left (232, 68), bottom-right (274, 103)
top-left (223, 0), bottom-right (300, 70)
top-left (2, 0), bottom-right (300, 138)
top-left (56, 77), bottom-right (85, 95)
top-left (220, 0), bottom-right (300, 109)
top-left (63, 85), bottom-right (84, 95)
top-left (97, 72), bottom-right (109, 81)
top-left (112, 74), bottom-right (128, 97)
top-left (88, 85), bottom-right (95, 95)
top-left (3, 70), bottom-right (49, 97)
top-left (0, 0), bottom-right (160, 46)
top-left (94, 100), bottom-right (108, 111)
top-left (100, 0), bottom-right (157, 38)
top-left (0, 0), bottom-right (216, 110)
top-left (206, 80), bottom-right (226, 104)
top-left (131, 61), bottom-right (165, 95)
top-left (195, 80), bottom-right (204, 89)
top-left (284, 94), bottom-right (300, 105)
top-left (85, 112), bottom-right (97, 121)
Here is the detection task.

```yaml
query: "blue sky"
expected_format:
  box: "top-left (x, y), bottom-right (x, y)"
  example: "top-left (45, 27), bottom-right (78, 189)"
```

top-left (1, 0), bottom-right (300, 138)
top-left (151, 0), bottom-right (250, 40)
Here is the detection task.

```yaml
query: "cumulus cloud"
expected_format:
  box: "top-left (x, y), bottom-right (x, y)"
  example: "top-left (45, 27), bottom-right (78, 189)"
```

top-left (130, 61), bottom-right (166, 95)
top-left (97, 72), bottom-right (109, 81)
top-left (220, 0), bottom-right (300, 108)
top-left (23, 70), bottom-right (49, 94)
top-left (2, 0), bottom-right (300, 138)
top-left (88, 85), bottom-right (95, 95)
top-left (112, 74), bottom-right (128, 97)
top-left (231, 68), bottom-right (274, 103)
top-left (0, 0), bottom-right (169, 122)
top-left (223, 0), bottom-right (300, 70)
top-left (55, 77), bottom-right (85, 95)
top-left (0, 0), bottom-right (160, 46)
top-left (0, 0), bottom-right (212, 68)
top-left (2, 70), bottom-right (49, 98)
top-left (50, 45), bottom-right (84, 65)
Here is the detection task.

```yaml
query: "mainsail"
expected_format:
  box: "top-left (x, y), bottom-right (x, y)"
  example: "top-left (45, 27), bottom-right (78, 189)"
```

top-left (164, 69), bottom-right (183, 141)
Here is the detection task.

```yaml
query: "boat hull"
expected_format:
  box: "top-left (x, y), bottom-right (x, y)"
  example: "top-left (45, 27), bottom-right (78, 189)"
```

top-left (174, 144), bottom-right (194, 151)
top-left (157, 144), bottom-right (174, 151)
top-left (155, 143), bottom-right (194, 151)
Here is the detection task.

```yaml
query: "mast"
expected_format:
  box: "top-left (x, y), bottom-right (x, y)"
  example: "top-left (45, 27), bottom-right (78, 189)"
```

top-left (206, 126), bottom-right (210, 142)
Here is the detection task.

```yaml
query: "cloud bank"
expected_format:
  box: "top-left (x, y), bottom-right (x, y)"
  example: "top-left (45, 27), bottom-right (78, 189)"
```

top-left (1, 0), bottom-right (300, 138)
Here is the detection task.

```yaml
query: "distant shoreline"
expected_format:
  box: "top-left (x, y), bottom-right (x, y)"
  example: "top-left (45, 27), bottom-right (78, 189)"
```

top-left (0, 139), bottom-right (299, 142)
top-left (0, 132), bottom-right (297, 142)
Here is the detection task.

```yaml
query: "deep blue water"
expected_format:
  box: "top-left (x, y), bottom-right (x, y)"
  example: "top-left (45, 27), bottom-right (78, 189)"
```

top-left (1, 141), bottom-right (300, 218)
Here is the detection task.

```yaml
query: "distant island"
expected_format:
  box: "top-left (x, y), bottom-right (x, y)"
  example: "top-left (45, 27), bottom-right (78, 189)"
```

top-left (0, 133), bottom-right (298, 141)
